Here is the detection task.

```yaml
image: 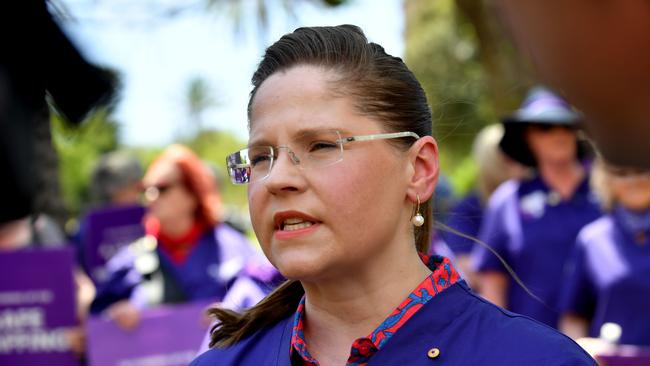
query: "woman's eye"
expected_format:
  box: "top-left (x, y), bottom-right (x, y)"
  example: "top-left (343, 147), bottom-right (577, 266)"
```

top-left (250, 154), bottom-right (272, 167)
top-left (309, 141), bottom-right (338, 152)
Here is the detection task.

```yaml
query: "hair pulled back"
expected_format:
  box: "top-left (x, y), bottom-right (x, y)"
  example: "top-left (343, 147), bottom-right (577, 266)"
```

top-left (208, 24), bottom-right (434, 347)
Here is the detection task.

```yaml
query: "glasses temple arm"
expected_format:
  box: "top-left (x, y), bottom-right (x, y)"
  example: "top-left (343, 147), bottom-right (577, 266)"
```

top-left (340, 131), bottom-right (420, 143)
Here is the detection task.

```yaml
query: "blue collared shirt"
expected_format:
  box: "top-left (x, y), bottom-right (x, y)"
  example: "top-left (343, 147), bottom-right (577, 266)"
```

top-left (192, 257), bottom-right (596, 366)
top-left (560, 206), bottom-right (650, 345)
top-left (472, 175), bottom-right (601, 327)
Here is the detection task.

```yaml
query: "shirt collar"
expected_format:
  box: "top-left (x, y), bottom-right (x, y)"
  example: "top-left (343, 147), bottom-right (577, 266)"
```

top-left (527, 172), bottom-right (591, 196)
top-left (613, 204), bottom-right (650, 245)
top-left (289, 254), bottom-right (460, 366)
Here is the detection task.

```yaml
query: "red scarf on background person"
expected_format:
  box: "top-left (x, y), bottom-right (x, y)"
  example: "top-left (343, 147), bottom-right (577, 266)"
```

top-left (144, 216), bottom-right (207, 265)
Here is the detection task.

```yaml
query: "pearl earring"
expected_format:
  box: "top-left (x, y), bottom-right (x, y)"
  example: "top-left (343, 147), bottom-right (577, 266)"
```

top-left (411, 194), bottom-right (425, 227)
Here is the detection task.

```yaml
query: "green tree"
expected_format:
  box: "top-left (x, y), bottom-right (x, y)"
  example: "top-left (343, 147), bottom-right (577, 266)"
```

top-left (51, 106), bottom-right (120, 219)
top-left (404, 0), bottom-right (532, 193)
top-left (186, 77), bottom-right (218, 136)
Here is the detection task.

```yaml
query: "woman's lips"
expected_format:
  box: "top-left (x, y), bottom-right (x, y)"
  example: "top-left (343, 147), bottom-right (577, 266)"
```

top-left (274, 222), bottom-right (320, 240)
top-left (273, 210), bottom-right (321, 239)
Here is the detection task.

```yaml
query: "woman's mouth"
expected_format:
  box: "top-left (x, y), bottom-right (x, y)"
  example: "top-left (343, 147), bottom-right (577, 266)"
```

top-left (281, 218), bottom-right (315, 231)
top-left (273, 211), bottom-right (320, 239)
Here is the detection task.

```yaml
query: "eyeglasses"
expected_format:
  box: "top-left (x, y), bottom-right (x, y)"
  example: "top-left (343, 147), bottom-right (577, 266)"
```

top-left (528, 123), bottom-right (576, 132)
top-left (143, 182), bottom-right (181, 201)
top-left (226, 130), bottom-right (420, 185)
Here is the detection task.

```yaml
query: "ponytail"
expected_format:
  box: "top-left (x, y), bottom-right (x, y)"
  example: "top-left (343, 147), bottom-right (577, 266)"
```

top-left (208, 280), bottom-right (304, 347)
top-left (415, 200), bottom-right (433, 254)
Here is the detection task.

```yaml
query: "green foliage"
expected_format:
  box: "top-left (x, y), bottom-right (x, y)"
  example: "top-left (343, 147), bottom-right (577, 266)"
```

top-left (406, 0), bottom-right (489, 169)
top-left (404, 0), bottom-right (530, 194)
top-left (51, 107), bottom-right (119, 216)
top-left (448, 154), bottom-right (477, 196)
top-left (52, 110), bottom-right (249, 217)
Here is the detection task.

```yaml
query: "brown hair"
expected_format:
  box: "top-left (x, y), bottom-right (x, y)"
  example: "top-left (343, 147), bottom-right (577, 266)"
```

top-left (208, 24), bottom-right (433, 347)
top-left (146, 144), bottom-right (222, 226)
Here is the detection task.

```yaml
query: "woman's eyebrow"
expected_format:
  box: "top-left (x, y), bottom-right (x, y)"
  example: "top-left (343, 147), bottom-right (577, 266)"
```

top-left (247, 137), bottom-right (270, 147)
top-left (293, 127), bottom-right (351, 140)
top-left (248, 126), bottom-right (352, 147)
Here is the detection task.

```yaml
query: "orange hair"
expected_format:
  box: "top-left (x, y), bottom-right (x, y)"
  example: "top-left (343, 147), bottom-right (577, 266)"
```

top-left (147, 144), bottom-right (222, 226)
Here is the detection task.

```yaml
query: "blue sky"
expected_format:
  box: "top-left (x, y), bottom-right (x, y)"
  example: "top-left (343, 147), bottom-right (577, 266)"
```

top-left (61, 0), bottom-right (405, 146)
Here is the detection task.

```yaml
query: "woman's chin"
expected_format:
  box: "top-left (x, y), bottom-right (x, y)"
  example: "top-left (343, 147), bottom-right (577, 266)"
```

top-left (271, 254), bottom-right (333, 282)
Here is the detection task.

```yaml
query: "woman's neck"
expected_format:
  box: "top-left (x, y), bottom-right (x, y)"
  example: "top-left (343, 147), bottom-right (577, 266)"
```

top-left (538, 160), bottom-right (584, 199)
top-left (159, 215), bottom-right (195, 238)
top-left (300, 247), bottom-right (431, 366)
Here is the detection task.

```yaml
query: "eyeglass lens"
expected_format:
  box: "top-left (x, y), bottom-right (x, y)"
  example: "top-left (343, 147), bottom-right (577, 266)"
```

top-left (227, 130), bottom-right (343, 184)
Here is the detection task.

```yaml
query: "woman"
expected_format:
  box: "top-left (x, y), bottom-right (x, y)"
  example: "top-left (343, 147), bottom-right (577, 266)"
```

top-left (73, 150), bottom-right (144, 281)
top-left (559, 160), bottom-right (650, 346)
top-left (192, 25), bottom-right (595, 365)
top-left (472, 87), bottom-right (602, 328)
top-left (91, 145), bottom-right (276, 328)
top-left (442, 124), bottom-right (528, 285)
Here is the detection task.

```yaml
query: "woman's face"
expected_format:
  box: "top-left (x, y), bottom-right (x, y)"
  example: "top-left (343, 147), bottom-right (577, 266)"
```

top-left (525, 124), bottom-right (578, 164)
top-left (609, 169), bottom-right (650, 212)
top-left (247, 65), bottom-right (413, 282)
top-left (143, 162), bottom-right (198, 223)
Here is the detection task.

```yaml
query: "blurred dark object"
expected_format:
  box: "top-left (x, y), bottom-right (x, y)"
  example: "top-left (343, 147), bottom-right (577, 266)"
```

top-left (0, 0), bottom-right (115, 224)
top-left (495, 0), bottom-right (650, 168)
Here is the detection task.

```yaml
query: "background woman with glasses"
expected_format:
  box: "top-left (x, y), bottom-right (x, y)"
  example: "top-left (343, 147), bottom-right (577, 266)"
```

top-left (559, 160), bottom-right (650, 348)
top-left (472, 87), bottom-right (601, 329)
top-left (91, 144), bottom-right (278, 329)
top-left (192, 25), bottom-right (596, 365)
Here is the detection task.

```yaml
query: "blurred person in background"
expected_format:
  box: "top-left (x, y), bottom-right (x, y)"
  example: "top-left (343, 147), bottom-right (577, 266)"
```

top-left (427, 174), bottom-right (457, 264)
top-left (89, 151), bottom-right (143, 207)
top-left (90, 144), bottom-right (278, 329)
top-left (472, 87), bottom-right (601, 328)
top-left (0, 214), bottom-right (66, 251)
top-left (559, 159), bottom-right (650, 346)
top-left (73, 151), bottom-right (143, 247)
top-left (442, 123), bottom-right (529, 286)
top-left (431, 173), bottom-right (454, 223)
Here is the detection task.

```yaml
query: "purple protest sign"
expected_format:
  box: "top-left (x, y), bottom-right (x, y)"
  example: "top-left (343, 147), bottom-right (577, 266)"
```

top-left (86, 301), bottom-right (211, 366)
top-left (0, 247), bottom-right (79, 366)
top-left (596, 345), bottom-right (650, 366)
top-left (83, 205), bottom-right (145, 284)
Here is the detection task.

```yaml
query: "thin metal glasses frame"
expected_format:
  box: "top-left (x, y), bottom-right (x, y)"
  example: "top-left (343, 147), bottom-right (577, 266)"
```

top-left (226, 131), bottom-right (420, 185)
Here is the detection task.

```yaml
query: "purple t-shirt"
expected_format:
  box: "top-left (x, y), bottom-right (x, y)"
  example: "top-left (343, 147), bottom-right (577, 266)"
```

top-left (472, 175), bottom-right (601, 327)
top-left (92, 223), bottom-right (279, 313)
top-left (560, 206), bottom-right (650, 346)
top-left (442, 190), bottom-right (484, 255)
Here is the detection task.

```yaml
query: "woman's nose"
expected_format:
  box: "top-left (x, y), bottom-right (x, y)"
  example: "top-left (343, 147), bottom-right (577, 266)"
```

top-left (275, 146), bottom-right (301, 166)
top-left (263, 148), bottom-right (306, 193)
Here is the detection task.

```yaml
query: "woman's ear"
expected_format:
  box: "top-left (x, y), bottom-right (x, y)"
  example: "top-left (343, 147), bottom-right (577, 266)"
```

top-left (406, 136), bottom-right (439, 202)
